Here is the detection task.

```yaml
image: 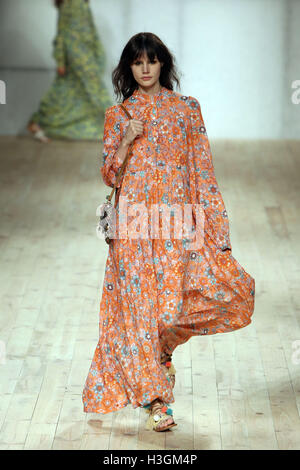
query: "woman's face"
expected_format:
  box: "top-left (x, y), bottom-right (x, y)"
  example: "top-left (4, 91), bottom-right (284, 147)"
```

top-left (130, 52), bottom-right (163, 89)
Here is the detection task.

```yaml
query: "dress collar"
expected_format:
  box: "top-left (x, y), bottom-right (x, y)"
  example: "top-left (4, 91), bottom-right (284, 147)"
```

top-left (127, 86), bottom-right (173, 104)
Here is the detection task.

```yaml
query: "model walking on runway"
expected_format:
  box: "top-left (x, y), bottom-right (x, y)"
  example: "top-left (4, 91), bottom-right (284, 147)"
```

top-left (27, 0), bottom-right (112, 142)
top-left (82, 32), bottom-right (255, 432)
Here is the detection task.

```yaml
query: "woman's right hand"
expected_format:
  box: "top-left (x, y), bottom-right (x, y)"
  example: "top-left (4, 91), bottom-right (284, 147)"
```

top-left (123, 119), bottom-right (144, 145)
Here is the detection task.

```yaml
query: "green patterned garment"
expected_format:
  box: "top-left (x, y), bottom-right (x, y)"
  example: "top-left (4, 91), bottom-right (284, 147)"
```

top-left (30, 0), bottom-right (112, 140)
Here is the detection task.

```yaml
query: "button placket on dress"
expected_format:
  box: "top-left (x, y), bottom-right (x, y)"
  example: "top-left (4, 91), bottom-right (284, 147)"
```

top-left (151, 101), bottom-right (162, 215)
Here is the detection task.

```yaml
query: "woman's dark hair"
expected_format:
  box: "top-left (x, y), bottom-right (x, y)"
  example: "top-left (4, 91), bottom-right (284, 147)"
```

top-left (54, 0), bottom-right (88, 7)
top-left (112, 32), bottom-right (181, 102)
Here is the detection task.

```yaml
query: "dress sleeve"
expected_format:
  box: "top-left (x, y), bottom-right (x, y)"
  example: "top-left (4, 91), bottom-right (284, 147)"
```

top-left (100, 107), bottom-right (124, 188)
top-left (188, 97), bottom-right (232, 252)
top-left (52, 3), bottom-right (70, 68)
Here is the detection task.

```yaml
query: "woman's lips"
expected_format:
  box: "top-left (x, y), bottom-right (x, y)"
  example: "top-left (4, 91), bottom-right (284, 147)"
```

top-left (142, 77), bottom-right (152, 80)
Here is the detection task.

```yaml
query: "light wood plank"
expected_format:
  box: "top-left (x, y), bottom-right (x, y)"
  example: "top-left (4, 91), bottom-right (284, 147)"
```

top-left (0, 136), bottom-right (299, 450)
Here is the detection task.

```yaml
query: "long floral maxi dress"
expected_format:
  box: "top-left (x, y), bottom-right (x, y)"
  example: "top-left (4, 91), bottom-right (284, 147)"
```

top-left (29, 0), bottom-right (112, 140)
top-left (82, 86), bottom-right (255, 413)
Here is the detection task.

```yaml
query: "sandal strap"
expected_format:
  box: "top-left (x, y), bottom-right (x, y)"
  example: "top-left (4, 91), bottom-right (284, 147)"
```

top-left (144, 398), bottom-right (173, 415)
top-left (152, 402), bottom-right (173, 415)
top-left (33, 129), bottom-right (46, 139)
top-left (146, 412), bottom-right (174, 430)
top-left (145, 400), bottom-right (175, 430)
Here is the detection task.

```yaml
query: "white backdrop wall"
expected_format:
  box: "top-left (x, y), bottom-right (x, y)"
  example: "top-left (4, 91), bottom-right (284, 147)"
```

top-left (0, 0), bottom-right (299, 139)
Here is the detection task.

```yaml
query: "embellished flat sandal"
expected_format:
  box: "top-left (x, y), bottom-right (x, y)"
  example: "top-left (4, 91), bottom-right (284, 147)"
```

top-left (27, 122), bottom-right (50, 143)
top-left (144, 398), bottom-right (177, 432)
top-left (33, 129), bottom-right (50, 143)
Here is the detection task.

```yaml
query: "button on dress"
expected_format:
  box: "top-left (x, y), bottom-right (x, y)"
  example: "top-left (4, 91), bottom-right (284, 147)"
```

top-left (82, 86), bottom-right (255, 413)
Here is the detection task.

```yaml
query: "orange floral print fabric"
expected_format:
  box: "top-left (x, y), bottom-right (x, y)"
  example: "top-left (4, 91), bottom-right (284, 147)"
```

top-left (82, 86), bottom-right (255, 414)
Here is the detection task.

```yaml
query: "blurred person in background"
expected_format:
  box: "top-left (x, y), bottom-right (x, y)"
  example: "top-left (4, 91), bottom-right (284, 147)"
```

top-left (27, 0), bottom-right (112, 142)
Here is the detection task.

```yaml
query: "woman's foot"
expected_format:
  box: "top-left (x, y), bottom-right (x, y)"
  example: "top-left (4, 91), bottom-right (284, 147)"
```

top-left (27, 122), bottom-right (50, 143)
top-left (145, 398), bottom-right (177, 432)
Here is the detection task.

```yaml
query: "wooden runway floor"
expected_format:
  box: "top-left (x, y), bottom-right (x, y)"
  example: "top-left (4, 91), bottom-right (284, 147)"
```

top-left (0, 136), bottom-right (300, 450)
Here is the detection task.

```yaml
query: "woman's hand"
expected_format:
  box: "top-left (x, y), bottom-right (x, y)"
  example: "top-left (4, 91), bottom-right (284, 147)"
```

top-left (123, 119), bottom-right (144, 145)
top-left (57, 66), bottom-right (66, 76)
